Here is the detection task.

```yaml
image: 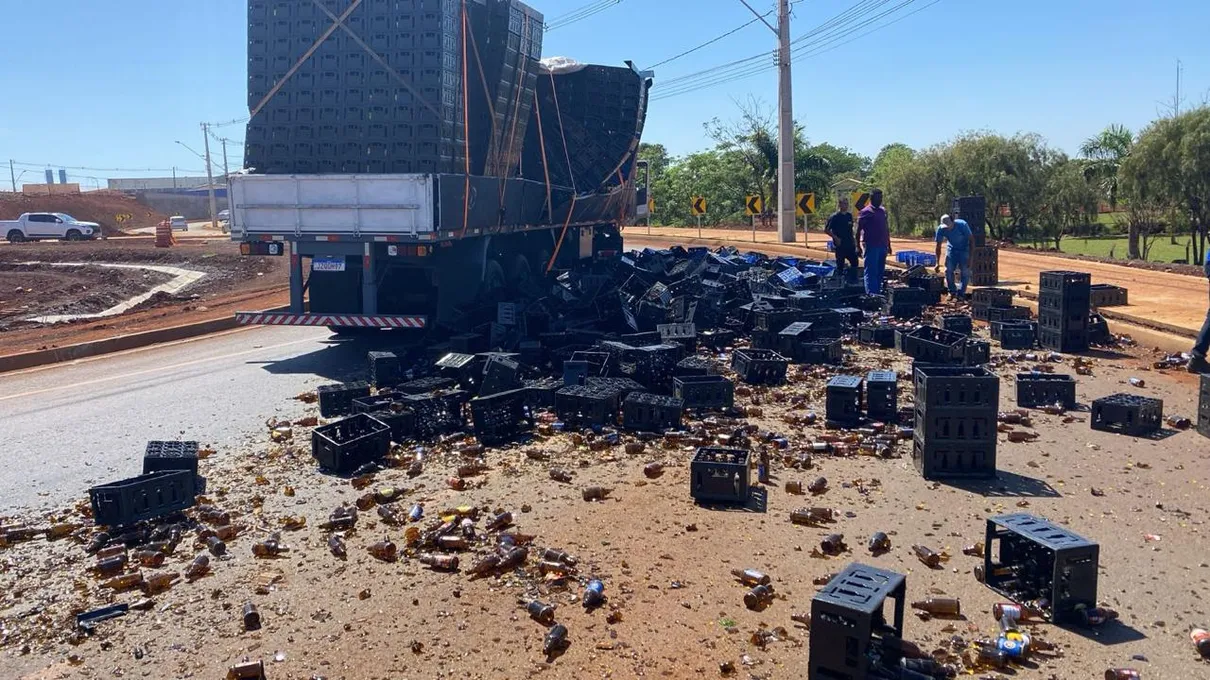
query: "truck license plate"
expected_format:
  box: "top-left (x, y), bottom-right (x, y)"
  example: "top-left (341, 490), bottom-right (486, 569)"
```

top-left (313, 256), bottom-right (346, 272)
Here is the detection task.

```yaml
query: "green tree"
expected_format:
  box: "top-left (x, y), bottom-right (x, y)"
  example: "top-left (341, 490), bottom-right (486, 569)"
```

top-left (1079, 124), bottom-right (1132, 211)
top-left (1039, 156), bottom-right (1100, 249)
top-left (1120, 107), bottom-right (1210, 263)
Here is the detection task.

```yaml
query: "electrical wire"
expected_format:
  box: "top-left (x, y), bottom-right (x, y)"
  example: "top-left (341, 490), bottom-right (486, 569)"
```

top-left (651, 0), bottom-right (940, 100)
top-left (546, 0), bottom-right (622, 31)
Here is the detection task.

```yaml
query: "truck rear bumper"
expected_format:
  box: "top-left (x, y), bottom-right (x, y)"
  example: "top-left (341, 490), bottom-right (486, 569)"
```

top-left (235, 312), bottom-right (427, 329)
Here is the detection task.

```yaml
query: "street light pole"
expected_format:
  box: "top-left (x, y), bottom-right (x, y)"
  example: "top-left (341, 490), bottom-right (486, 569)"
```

top-left (201, 123), bottom-right (218, 230)
top-left (776, 0), bottom-right (795, 244)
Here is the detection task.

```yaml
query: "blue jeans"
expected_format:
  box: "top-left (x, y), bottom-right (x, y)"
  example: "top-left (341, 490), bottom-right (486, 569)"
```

top-left (1195, 261), bottom-right (1210, 357)
top-left (863, 246), bottom-right (888, 295)
top-left (946, 250), bottom-right (970, 296)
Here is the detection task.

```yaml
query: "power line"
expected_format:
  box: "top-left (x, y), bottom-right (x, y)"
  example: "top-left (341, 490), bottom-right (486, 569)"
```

top-left (652, 0), bottom-right (939, 100)
top-left (546, 0), bottom-right (622, 31)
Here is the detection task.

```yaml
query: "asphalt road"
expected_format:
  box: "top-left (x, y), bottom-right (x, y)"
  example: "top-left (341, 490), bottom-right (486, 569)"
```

top-left (0, 325), bottom-right (382, 513)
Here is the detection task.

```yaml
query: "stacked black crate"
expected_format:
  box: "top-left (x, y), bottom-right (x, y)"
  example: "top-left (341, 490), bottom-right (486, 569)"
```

top-left (1037, 271), bottom-right (1091, 353)
top-left (912, 365), bottom-right (999, 479)
top-left (246, 0), bottom-right (538, 176)
top-left (955, 196), bottom-right (998, 287)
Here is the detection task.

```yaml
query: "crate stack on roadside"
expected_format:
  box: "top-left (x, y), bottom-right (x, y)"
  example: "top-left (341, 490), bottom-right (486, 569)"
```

top-left (1037, 270), bottom-right (1091, 353)
top-left (955, 196), bottom-right (998, 287)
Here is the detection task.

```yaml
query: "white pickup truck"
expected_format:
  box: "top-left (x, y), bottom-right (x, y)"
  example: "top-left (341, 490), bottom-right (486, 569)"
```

top-left (2, 212), bottom-right (102, 242)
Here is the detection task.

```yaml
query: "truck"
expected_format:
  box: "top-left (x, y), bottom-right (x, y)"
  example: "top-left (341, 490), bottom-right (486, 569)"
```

top-left (231, 0), bottom-right (653, 334)
top-left (3, 212), bottom-right (102, 243)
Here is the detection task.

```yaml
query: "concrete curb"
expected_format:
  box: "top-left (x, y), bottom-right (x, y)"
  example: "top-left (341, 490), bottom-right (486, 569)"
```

top-left (0, 305), bottom-right (291, 374)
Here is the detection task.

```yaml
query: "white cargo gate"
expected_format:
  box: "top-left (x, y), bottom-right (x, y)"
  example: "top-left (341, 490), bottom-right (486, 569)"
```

top-left (230, 174), bottom-right (435, 238)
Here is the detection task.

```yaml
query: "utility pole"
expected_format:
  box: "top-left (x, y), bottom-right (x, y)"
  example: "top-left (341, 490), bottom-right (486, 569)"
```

top-left (8, 160), bottom-right (15, 192)
top-left (736, 0), bottom-right (795, 242)
top-left (776, 0), bottom-right (795, 243)
top-left (201, 123), bottom-right (218, 231)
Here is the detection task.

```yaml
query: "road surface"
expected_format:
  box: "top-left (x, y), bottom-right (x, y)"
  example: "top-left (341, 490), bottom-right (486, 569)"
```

top-left (0, 325), bottom-right (382, 512)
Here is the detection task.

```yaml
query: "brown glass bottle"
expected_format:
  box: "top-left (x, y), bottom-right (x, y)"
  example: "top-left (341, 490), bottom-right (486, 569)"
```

top-left (368, 538), bottom-right (398, 562)
top-left (731, 568), bottom-right (772, 586)
top-left (912, 544), bottom-right (941, 568)
top-left (418, 553), bottom-right (459, 571)
top-left (184, 553), bottom-right (210, 581)
top-left (911, 597), bottom-right (961, 616)
top-left (744, 584), bottom-right (775, 610)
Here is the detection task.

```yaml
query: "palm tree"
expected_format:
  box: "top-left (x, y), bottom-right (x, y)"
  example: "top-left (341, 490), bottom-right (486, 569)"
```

top-left (1079, 124), bottom-right (1133, 211)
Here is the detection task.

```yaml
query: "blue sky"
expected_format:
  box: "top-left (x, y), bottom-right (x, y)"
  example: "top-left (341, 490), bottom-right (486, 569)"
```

top-left (1, 0), bottom-right (1206, 187)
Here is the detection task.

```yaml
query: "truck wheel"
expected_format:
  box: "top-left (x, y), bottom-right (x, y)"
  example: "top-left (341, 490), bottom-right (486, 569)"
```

top-left (7, 230), bottom-right (25, 243)
top-left (64, 229), bottom-right (83, 241)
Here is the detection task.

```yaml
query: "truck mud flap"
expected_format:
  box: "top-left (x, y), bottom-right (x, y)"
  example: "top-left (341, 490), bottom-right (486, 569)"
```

top-left (235, 312), bottom-right (427, 329)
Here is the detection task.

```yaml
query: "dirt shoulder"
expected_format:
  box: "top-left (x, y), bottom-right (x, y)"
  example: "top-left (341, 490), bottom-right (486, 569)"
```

top-left (0, 239), bottom-right (288, 355)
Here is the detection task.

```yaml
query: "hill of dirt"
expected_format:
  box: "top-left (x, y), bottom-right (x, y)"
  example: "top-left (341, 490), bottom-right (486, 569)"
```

top-left (0, 191), bottom-right (168, 236)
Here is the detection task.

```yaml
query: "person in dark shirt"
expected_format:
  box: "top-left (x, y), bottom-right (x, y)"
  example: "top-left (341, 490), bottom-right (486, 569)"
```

top-left (826, 196), bottom-right (858, 283)
top-left (856, 189), bottom-right (892, 295)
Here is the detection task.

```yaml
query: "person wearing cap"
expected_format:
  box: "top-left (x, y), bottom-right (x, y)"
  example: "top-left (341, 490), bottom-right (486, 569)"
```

top-left (934, 213), bottom-right (972, 298)
top-left (1188, 248), bottom-right (1210, 373)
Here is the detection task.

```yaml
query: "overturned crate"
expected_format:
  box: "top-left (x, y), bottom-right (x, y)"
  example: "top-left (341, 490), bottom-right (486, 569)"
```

top-left (731, 349), bottom-right (789, 385)
top-left (470, 389), bottom-right (534, 445)
top-left (311, 413), bottom-right (391, 473)
top-left (690, 447), bottom-right (750, 504)
top-left (1090, 393), bottom-right (1163, 436)
top-left (89, 470), bottom-right (198, 528)
top-left (674, 375), bottom-right (736, 410)
top-left (622, 392), bottom-right (684, 432)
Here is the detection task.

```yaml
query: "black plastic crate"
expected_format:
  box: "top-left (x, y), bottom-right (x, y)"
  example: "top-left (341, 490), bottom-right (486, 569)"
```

top-left (1199, 374), bottom-right (1210, 439)
top-left (89, 470), bottom-right (198, 528)
top-left (983, 514), bottom-right (1099, 625)
top-left (914, 364), bottom-right (999, 415)
top-left (1087, 313), bottom-right (1111, 345)
top-left (939, 314), bottom-right (973, 336)
top-left (555, 384), bottom-right (620, 427)
top-left (317, 382), bottom-right (372, 418)
top-left (809, 563), bottom-right (907, 679)
top-left (866, 370), bottom-right (898, 423)
top-left (470, 388), bottom-right (533, 445)
top-left (397, 376), bottom-right (457, 396)
top-left (673, 375), bottom-right (735, 410)
top-left (998, 322), bottom-right (1037, 350)
top-left (311, 413), bottom-right (391, 473)
top-left (1090, 393), bottom-right (1163, 436)
top-left (1089, 284), bottom-right (1128, 308)
top-left (690, 447), bottom-right (750, 504)
top-left (971, 287), bottom-right (1014, 309)
top-left (480, 355), bottom-right (521, 397)
top-left (826, 375), bottom-right (864, 428)
top-left (731, 348), bottom-right (789, 385)
top-left (1038, 326), bottom-right (1089, 354)
top-left (858, 323), bottom-right (896, 348)
top-left (963, 339), bottom-right (991, 366)
top-left (143, 441), bottom-right (199, 477)
top-left (1016, 373), bottom-right (1077, 409)
top-left (896, 326), bottom-right (965, 364)
top-left (798, 338), bottom-right (843, 365)
top-left (622, 392), bottom-right (684, 432)
top-left (986, 305), bottom-right (1032, 323)
top-left (1040, 270), bottom-right (1092, 296)
top-left (367, 351), bottom-right (401, 388)
top-left (675, 355), bottom-right (716, 377)
top-left (402, 390), bottom-right (469, 438)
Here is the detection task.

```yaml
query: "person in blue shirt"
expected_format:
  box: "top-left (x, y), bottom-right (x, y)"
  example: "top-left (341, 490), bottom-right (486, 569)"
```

top-left (933, 214), bottom-right (973, 297)
top-left (1189, 248), bottom-right (1210, 374)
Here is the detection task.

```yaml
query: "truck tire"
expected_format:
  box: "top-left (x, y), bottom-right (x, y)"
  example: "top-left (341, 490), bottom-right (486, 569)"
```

top-left (64, 229), bottom-right (83, 241)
